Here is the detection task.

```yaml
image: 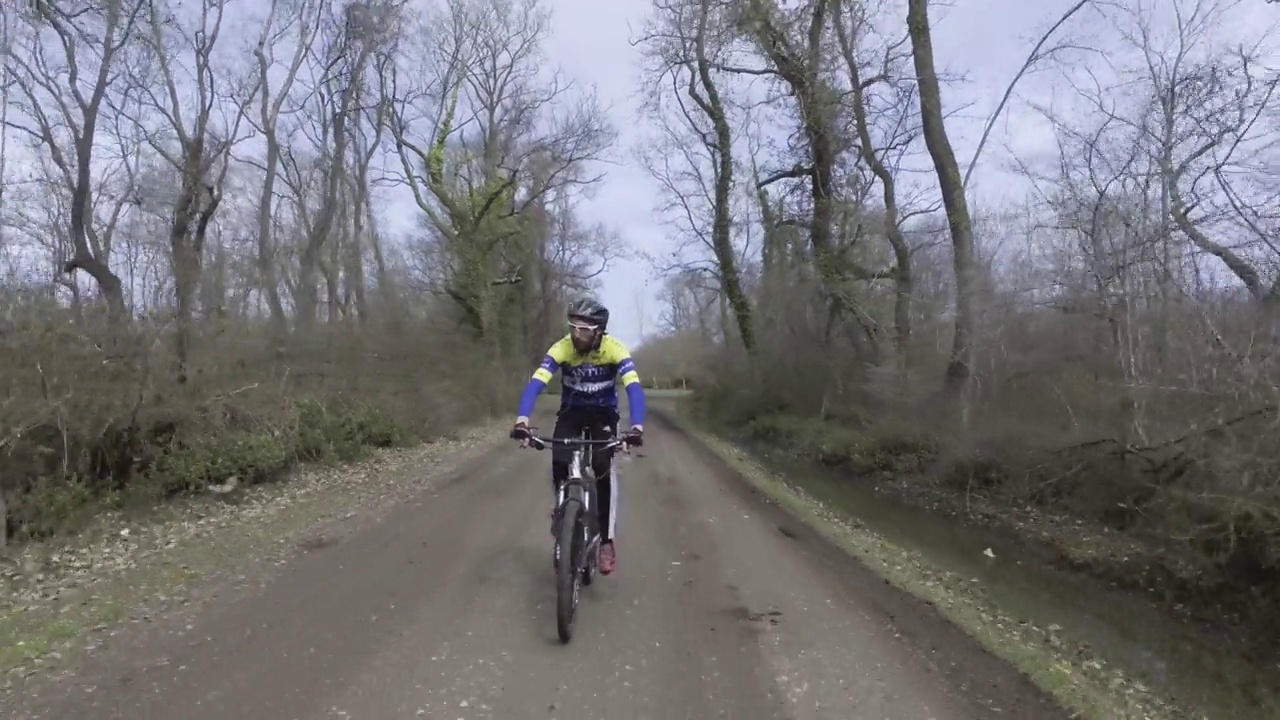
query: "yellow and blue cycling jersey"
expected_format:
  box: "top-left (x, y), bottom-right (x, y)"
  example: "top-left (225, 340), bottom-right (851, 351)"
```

top-left (517, 334), bottom-right (646, 426)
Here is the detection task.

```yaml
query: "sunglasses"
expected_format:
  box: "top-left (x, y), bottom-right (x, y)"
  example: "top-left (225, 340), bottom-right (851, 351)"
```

top-left (568, 321), bottom-right (599, 333)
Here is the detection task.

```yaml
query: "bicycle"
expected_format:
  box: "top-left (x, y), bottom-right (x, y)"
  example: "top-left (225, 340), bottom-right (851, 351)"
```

top-left (514, 426), bottom-right (638, 644)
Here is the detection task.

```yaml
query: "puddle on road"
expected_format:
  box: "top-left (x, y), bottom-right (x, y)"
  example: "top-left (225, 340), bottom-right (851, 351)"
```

top-left (751, 447), bottom-right (1278, 720)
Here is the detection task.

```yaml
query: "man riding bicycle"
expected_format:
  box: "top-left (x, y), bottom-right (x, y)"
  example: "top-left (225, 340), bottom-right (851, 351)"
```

top-left (510, 298), bottom-right (646, 575)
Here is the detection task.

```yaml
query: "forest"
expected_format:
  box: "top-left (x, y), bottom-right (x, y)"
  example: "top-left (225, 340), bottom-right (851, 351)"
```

top-left (629, 0), bottom-right (1280, 657)
top-left (0, 0), bottom-right (618, 540)
top-left (1, 0), bottom-right (1277, 666)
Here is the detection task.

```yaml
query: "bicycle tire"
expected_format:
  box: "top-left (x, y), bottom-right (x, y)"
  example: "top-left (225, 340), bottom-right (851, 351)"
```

top-left (581, 479), bottom-right (598, 587)
top-left (555, 498), bottom-right (584, 644)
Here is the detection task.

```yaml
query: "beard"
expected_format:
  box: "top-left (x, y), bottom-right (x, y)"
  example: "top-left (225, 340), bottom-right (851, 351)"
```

top-left (571, 336), bottom-right (594, 354)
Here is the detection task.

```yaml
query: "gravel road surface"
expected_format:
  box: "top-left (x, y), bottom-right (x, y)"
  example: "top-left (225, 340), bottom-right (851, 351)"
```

top-left (4, 410), bottom-right (1068, 719)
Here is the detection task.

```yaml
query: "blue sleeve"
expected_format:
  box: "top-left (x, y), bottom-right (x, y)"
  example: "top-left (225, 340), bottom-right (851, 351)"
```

top-left (625, 382), bottom-right (646, 427)
top-left (517, 377), bottom-right (546, 418)
top-left (518, 350), bottom-right (562, 417)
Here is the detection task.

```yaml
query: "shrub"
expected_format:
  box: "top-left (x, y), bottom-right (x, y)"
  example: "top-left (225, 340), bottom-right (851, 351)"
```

top-left (146, 430), bottom-right (296, 497)
top-left (0, 318), bottom-right (509, 545)
top-left (294, 399), bottom-right (404, 464)
top-left (7, 475), bottom-right (96, 540)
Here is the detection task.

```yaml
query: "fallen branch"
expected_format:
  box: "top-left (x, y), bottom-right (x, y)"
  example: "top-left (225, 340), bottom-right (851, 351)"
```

top-left (1050, 437), bottom-right (1122, 455)
top-left (1050, 405), bottom-right (1280, 460)
top-left (1136, 405), bottom-right (1279, 453)
top-left (208, 383), bottom-right (261, 404)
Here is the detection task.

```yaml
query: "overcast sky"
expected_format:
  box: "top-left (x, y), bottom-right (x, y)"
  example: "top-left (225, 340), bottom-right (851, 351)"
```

top-left (439, 0), bottom-right (1277, 349)
top-left (2, 0), bottom-right (1274, 351)
top-left (381, 0), bottom-right (1082, 349)
top-left (519, 0), bottom-right (1084, 348)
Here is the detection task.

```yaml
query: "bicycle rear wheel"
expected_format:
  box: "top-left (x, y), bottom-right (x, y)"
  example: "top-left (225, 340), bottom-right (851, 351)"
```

top-left (555, 498), bottom-right (584, 644)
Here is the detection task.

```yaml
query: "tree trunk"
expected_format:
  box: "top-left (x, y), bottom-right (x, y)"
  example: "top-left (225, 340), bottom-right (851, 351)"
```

top-left (835, 0), bottom-right (913, 371)
top-left (257, 132), bottom-right (288, 332)
top-left (691, 0), bottom-right (755, 356)
top-left (907, 0), bottom-right (976, 397)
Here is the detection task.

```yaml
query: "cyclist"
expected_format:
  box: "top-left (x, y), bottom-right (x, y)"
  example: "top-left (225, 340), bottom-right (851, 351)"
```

top-left (510, 297), bottom-right (645, 575)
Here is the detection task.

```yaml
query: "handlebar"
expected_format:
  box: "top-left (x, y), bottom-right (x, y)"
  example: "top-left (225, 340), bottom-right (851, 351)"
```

top-left (511, 426), bottom-right (640, 452)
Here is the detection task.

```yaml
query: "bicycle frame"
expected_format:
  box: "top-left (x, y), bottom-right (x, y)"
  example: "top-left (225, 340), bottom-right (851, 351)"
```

top-left (556, 437), bottom-right (598, 537)
top-left (523, 430), bottom-right (629, 561)
top-left (517, 426), bottom-right (635, 643)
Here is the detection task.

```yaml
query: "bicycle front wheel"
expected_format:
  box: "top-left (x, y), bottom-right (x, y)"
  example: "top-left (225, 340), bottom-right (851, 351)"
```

top-left (555, 498), bottom-right (584, 644)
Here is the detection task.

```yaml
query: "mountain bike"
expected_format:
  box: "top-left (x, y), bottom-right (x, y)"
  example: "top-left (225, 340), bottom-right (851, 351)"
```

top-left (516, 427), bottom-right (637, 644)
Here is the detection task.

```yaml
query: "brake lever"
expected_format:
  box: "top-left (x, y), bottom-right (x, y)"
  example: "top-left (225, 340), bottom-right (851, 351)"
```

top-left (514, 425), bottom-right (542, 450)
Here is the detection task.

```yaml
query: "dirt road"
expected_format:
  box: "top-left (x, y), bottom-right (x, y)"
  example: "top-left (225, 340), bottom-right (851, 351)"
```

top-left (5, 410), bottom-right (1068, 719)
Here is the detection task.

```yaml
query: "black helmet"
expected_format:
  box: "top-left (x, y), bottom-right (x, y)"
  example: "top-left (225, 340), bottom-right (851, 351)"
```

top-left (567, 297), bottom-right (609, 331)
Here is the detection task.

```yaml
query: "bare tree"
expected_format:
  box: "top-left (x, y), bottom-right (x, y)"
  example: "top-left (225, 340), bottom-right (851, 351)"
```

top-left (2, 0), bottom-right (149, 322)
top-left (1143, 3), bottom-right (1280, 305)
top-left (0, 0), bottom-right (623, 553)
top-left (906, 0), bottom-right (978, 401)
top-left (248, 0), bottom-right (327, 330)
top-left (1024, 0), bottom-right (1280, 328)
top-left (344, 52), bottom-right (391, 322)
top-left (734, 0), bottom-right (887, 363)
top-left (130, 0), bottom-right (261, 371)
top-left (637, 0), bottom-right (756, 356)
top-left (832, 0), bottom-right (918, 369)
top-left (385, 0), bottom-right (614, 351)
top-left (292, 0), bottom-right (401, 327)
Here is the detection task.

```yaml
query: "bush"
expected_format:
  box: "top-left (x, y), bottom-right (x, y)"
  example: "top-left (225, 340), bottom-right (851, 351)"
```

top-left (7, 476), bottom-right (96, 540)
top-left (0, 317), bottom-right (509, 545)
top-left (737, 411), bottom-right (937, 477)
top-left (147, 430), bottom-right (296, 496)
top-left (2, 398), bottom-right (414, 542)
top-left (294, 399), bottom-right (403, 463)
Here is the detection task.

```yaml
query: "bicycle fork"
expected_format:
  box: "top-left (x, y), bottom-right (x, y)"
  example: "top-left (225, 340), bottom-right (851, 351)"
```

top-left (554, 454), bottom-right (600, 571)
